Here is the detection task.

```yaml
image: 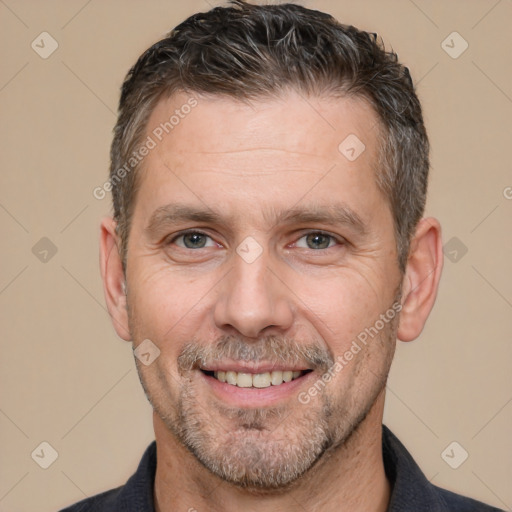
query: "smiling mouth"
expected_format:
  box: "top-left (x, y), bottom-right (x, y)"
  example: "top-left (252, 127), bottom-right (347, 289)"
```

top-left (201, 369), bottom-right (313, 388)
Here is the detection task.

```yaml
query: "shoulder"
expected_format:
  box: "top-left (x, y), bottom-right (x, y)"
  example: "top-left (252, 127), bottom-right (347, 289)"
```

top-left (59, 441), bottom-right (157, 512)
top-left (434, 485), bottom-right (505, 512)
top-left (382, 426), bottom-right (505, 512)
top-left (59, 486), bottom-right (123, 511)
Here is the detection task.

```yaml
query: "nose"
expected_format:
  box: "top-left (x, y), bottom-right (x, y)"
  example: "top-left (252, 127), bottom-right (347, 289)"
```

top-left (213, 245), bottom-right (294, 339)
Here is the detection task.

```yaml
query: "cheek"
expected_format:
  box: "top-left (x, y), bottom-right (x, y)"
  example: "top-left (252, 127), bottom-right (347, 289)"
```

top-left (128, 262), bottom-right (220, 347)
top-left (292, 270), bottom-right (389, 352)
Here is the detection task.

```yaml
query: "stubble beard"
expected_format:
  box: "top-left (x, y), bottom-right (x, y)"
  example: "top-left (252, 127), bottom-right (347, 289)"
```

top-left (130, 302), bottom-right (399, 492)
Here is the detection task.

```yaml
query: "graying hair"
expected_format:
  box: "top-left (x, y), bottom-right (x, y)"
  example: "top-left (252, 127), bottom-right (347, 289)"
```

top-left (110, 0), bottom-right (429, 273)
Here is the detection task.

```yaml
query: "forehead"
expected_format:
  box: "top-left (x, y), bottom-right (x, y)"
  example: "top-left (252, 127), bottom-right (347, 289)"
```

top-left (133, 89), bottom-right (386, 230)
top-left (146, 90), bottom-right (380, 162)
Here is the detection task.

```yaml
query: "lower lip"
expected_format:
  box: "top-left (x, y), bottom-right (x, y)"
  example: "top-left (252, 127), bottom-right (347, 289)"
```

top-left (200, 371), bottom-right (316, 407)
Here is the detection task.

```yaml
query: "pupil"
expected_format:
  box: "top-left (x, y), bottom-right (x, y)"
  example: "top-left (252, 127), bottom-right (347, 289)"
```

top-left (184, 233), bottom-right (206, 248)
top-left (307, 233), bottom-right (329, 250)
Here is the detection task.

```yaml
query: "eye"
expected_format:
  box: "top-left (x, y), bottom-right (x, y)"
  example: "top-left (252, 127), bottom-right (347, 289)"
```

top-left (169, 231), bottom-right (217, 249)
top-left (295, 232), bottom-right (340, 250)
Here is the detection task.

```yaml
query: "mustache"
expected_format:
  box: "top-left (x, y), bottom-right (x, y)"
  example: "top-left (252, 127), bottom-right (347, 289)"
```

top-left (177, 335), bottom-right (334, 373)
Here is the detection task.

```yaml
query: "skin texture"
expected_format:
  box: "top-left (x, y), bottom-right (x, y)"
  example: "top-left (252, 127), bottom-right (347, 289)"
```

top-left (100, 90), bottom-right (443, 511)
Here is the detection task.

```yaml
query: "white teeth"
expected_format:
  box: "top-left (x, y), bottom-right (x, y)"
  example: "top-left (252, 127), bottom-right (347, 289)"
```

top-left (226, 371), bottom-right (237, 385)
top-left (237, 372), bottom-right (253, 388)
top-left (252, 372), bottom-right (271, 388)
top-left (271, 370), bottom-right (283, 385)
top-left (212, 369), bottom-right (305, 387)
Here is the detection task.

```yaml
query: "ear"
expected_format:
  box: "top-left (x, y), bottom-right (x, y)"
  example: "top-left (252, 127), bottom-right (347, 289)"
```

top-left (99, 217), bottom-right (131, 341)
top-left (397, 217), bottom-right (443, 342)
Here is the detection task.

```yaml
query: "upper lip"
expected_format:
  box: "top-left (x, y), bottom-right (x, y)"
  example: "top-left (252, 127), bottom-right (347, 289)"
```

top-left (199, 362), bottom-right (312, 374)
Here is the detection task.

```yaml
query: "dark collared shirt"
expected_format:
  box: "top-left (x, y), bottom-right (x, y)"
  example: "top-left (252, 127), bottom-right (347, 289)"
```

top-left (60, 425), bottom-right (503, 511)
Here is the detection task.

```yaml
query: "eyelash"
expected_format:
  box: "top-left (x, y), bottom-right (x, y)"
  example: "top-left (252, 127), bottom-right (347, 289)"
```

top-left (167, 229), bottom-right (344, 250)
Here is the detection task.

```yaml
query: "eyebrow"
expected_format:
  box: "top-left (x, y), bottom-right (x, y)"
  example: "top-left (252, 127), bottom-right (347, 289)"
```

top-left (144, 202), bottom-right (368, 237)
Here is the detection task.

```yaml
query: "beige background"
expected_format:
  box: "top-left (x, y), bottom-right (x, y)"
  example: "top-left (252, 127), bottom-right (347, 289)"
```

top-left (1, 0), bottom-right (511, 510)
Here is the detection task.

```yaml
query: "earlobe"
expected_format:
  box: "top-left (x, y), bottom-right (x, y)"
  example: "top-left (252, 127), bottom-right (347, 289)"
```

top-left (99, 217), bottom-right (131, 341)
top-left (397, 217), bottom-right (443, 342)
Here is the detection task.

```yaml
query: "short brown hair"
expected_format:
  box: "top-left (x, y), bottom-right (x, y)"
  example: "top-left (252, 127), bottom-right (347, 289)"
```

top-left (110, 0), bottom-right (429, 273)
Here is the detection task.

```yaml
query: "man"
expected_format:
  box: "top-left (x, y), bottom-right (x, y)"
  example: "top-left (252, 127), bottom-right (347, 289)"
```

top-left (62, 1), bottom-right (503, 511)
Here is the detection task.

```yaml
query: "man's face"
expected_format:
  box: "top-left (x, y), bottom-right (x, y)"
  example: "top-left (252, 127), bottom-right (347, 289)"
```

top-left (123, 90), bottom-right (403, 489)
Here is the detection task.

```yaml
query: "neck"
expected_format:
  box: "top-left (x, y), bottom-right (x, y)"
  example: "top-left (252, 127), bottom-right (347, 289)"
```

top-left (153, 391), bottom-right (390, 512)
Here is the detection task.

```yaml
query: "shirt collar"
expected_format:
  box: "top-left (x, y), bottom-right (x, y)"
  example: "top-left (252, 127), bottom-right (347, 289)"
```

top-left (117, 425), bottom-right (444, 511)
top-left (382, 424), bottom-right (445, 511)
